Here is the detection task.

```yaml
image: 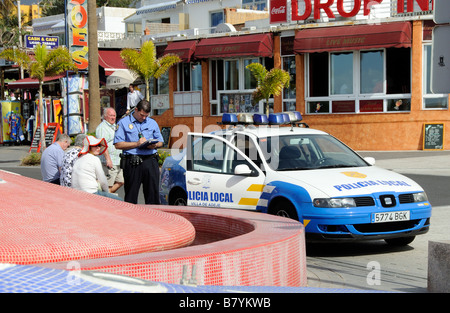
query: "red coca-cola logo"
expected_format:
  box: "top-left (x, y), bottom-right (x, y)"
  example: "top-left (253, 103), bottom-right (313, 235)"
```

top-left (270, 0), bottom-right (288, 23)
top-left (271, 6), bottom-right (286, 15)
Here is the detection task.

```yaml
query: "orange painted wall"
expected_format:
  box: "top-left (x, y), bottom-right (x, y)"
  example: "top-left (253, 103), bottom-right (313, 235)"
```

top-left (153, 21), bottom-right (450, 151)
top-left (294, 21), bottom-right (450, 151)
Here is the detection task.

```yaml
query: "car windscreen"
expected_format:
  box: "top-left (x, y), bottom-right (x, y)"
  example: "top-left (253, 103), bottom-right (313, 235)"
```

top-left (257, 134), bottom-right (369, 171)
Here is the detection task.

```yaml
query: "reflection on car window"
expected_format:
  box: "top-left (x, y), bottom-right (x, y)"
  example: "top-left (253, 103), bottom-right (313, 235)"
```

top-left (258, 134), bottom-right (368, 171)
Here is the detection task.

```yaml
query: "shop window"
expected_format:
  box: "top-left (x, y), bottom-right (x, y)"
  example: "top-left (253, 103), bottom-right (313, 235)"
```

top-left (386, 48), bottom-right (410, 94)
top-left (210, 57), bottom-right (266, 115)
top-left (360, 51), bottom-right (384, 94)
top-left (244, 58), bottom-right (258, 90)
top-left (423, 44), bottom-right (448, 110)
top-left (331, 52), bottom-right (353, 95)
top-left (306, 48), bottom-right (412, 114)
top-left (308, 101), bottom-right (330, 113)
top-left (309, 53), bottom-right (328, 97)
top-left (179, 62), bottom-right (202, 92)
top-left (225, 60), bottom-right (239, 90)
top-left (282, 55), bottom-right (296, 111)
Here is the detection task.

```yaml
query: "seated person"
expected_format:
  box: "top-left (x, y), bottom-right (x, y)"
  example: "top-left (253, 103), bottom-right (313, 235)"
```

top-left (72, 135), bottom-right (122, 201)
top-left (60, 134), bottom-right (86, 187)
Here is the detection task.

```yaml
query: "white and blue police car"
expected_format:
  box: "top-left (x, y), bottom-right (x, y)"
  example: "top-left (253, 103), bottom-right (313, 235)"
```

top-left (159, 112), bottom-right (431, 245)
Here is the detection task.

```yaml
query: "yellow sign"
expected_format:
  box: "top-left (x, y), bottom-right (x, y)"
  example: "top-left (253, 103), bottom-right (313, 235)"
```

top-left (341, 171), bottom-right (367, 179)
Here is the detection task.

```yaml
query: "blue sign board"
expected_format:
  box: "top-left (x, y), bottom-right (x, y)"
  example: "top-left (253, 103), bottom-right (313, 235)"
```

top-left (25, 35), bottom-right (59, 49)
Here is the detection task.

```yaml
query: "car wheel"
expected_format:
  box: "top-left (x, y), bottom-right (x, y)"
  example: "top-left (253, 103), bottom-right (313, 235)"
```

top-left (270, 199), bottom-right (299, 221)
top-left (170, 189), bottom-right (187, 206)
top-left (384, 236), bottom-right (415, 246)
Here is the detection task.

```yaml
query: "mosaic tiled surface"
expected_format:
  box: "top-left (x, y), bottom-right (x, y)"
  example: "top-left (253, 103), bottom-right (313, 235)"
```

top-left (0, 170), bottom-right (195, 265)
top-left (0, 264), bottom-right (375, 293)
top-left (0, 170), bottom-right (307, 288)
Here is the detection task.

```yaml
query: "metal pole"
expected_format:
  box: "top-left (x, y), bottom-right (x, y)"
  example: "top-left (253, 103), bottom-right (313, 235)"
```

top-left (17, 0), bottom-right (24, 79)
top-left (64, 0), bottom-right (70, 135)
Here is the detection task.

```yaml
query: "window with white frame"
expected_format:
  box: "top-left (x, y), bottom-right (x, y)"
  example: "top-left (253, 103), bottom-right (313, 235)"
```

top-left (423, 44), bottom-right (448, 109)
top-left (210, 11), bottom-right (224, 27)
top-left (242, 0), bottom-right (267, 10)
top-left (210, 58), bottom-right (268, 115)
top-left (179, 62), bottom-right (202, 92)
top-left (306, 48), bottom-right (411, 114)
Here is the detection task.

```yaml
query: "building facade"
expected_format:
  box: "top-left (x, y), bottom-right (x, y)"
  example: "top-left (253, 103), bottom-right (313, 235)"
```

top-left (132, 0), bottom-right (448, 151)
top-left (22, 0), bottom-right (449, 151)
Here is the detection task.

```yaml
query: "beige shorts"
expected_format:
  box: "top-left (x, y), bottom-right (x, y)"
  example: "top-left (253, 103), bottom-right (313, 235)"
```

top-left (103, 165), bottom-right (124, 186)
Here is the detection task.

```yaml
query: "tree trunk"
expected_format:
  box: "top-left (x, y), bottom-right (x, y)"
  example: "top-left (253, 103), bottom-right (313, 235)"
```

top-left (87, 0), bottom-right (100, 133)
top-left (145, 79), bottom-right (150, 101)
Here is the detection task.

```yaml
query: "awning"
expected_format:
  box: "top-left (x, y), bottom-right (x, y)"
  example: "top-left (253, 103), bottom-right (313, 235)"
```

top-left (164, 40), bottom-right (198, 62)
top-left (98, 50), bottom-right (127, 75)
top-left (194, 33), bottom-right (273, 59)
top-left (136, 1), bottom-right (180, 15)
top-left (106, 69), bottom-right (137, 89)
top-left (6, 74), bottom-right (65, 89)
top-left (294, 22), bottom-right (412, 53)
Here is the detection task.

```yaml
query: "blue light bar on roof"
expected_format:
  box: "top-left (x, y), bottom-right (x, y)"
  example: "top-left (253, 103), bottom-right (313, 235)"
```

top-left (221, 111), bottom-right (303, 126)
top-left (253, 114), bottom-right (268, 125)
top-left (222, 113), bottom-right (238, 125)
top-left (268, 113), bottom-right (285, 125)
top-left (283, 111), bottom-right (302, 122)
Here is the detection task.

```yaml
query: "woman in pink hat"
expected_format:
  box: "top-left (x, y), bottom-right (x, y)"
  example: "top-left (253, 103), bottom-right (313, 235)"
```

top-left (72, 135), bottom-right (122, 201)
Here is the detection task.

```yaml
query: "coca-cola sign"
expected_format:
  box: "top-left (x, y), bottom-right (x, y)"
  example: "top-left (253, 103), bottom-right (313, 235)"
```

top-left (270, 0), bottom-right (434, 24)
top-left (270, 0), bottom-right (288, 24)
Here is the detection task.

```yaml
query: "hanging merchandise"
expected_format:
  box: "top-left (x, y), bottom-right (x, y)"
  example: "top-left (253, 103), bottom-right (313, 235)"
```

top-left (8, 113), bottom-right (24, 143)
top-left (0, 101), bottom-right (22, 144)
top-left (62, 74), bottom-right (87, 136)
top-left (26, 115), bottom-right (35, 142)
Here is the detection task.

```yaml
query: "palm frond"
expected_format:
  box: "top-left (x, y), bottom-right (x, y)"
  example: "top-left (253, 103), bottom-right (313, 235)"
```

top-left (246, 62), bottom-right (291, 114)
top-left (154, 54), bottom-right (181, 79)
top-left (0, 48), bottom-right (30, 69)
top-left (246, 63), bottom-right (267, 86)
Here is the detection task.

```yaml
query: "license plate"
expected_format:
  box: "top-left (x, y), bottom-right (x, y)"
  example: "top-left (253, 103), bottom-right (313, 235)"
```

top-left (371, 211), bottom-right (410, 223)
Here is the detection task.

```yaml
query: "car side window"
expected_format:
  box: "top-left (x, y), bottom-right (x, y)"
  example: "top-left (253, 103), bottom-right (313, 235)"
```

top-left (192, 136), bottom-right (225, 173)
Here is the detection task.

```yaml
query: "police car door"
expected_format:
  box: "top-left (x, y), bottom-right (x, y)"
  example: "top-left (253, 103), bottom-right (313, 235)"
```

top-left (186, 132), bottom-right (265, 210)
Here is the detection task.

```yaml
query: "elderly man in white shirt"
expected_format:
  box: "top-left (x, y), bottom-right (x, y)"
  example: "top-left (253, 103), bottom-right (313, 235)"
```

top-left (95, 107), bottom-right (124, 193)
top-left (126, 84), bottom-right (144, 113)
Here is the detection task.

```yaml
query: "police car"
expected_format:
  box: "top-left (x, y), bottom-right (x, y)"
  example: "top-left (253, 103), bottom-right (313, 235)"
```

top-left (160, 112), bottom-right (431, 245)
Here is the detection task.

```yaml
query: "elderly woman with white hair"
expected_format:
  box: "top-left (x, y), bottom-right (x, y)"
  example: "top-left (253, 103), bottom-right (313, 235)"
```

top-left (60, 133), bottom-right (86, 187)
top-left (72, 135), bottom-right (122, 201)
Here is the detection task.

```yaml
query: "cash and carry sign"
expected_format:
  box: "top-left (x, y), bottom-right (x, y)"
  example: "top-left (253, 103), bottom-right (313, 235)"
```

top-left (25, 35), bottom-right (59, 49)
top-left (66, 0), bottom-right (89, 70)
top-left (270, 0), bottom-right (434, 24)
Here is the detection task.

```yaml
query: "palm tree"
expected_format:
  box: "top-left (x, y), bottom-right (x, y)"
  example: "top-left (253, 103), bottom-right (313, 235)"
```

top-left (246, 63), bottom-right (290, 116)
top-left (0, 44), bottom-right (77, 150)
top-left (120, 40), bottom-right (181, 101)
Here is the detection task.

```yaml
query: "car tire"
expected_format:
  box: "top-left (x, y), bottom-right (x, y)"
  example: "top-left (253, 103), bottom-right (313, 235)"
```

top-left (270, 199), bottom-right (299, 221)
top-left (170, 189), bottom-right (187, 206)
top-left (384, 236), bottom-right (415, 246)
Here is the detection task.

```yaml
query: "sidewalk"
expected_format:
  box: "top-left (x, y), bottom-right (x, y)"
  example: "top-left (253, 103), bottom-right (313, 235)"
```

top-left (0, 144), bottom-right (30, 167)
top-left (2, 143), bottom-right (450, 172)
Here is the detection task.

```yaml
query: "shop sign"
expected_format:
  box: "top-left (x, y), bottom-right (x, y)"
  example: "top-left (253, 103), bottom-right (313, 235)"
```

top-left (25, 35), bottom-right (59, 49)
top-left (66, 0), bottom-right (89, 70)
top-left (269, 0), bottom-right (434, 24)
top-left (270, 0), bottom-right (288, 23)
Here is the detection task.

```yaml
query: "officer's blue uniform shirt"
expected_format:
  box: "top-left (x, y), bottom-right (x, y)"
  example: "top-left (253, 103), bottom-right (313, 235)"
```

top-left (114, 113), bottom-right (164, 155)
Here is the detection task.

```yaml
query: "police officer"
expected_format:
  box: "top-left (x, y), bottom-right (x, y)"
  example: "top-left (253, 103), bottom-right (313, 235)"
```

top-left (114, 99), bottom-right (164, 204)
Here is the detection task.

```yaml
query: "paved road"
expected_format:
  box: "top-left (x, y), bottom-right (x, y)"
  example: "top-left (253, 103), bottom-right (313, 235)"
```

top-left (1, 145), bottom-right (449, 292)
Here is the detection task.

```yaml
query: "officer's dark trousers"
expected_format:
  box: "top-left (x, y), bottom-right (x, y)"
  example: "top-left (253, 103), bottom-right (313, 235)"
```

top-left (123, 156), bottom-right (160, 204)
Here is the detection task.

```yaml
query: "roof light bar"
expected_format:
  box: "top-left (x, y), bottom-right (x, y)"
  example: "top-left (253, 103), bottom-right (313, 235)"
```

top-left (220, 111), bottom-right (305, 127)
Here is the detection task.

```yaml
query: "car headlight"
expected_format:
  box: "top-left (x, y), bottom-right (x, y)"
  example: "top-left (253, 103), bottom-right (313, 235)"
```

top-left (412, 192), bottom-right (428, 203)
top-left (313, 198), bottom-right (356, 208)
